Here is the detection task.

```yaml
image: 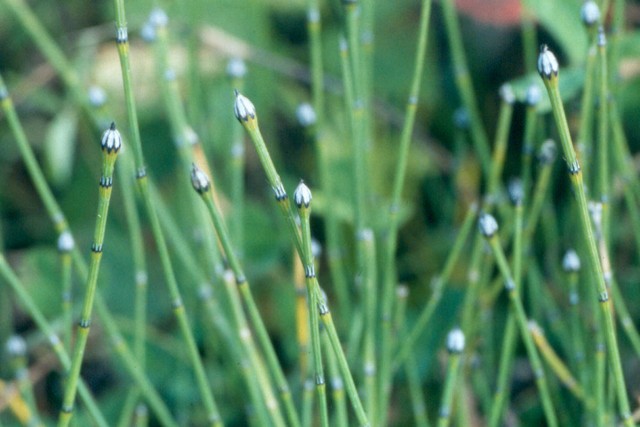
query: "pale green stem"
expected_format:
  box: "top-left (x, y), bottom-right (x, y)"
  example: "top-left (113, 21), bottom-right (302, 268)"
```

top-left (57, 128), bottom-right (119, 427)
top-left (541, 65), bottom-right (634, 427)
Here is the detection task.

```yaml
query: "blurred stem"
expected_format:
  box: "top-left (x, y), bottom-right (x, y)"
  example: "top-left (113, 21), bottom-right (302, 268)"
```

top-left (577, 44), bottom-right (597, 182)
top-left (378, 2), bottom-right (433, 418)
top-left (0, 255), bottom-right (110, 427)
top-left (307, 0), bottom-right (351, 320)
top-left (436, 352), bottom-right (463, 427)
top-left (486, 232), bottom-right (558, 427)
top-left (596, 31), bottom-right (610, 241)
top-left (393, 202), bottom-right (476, 367)
top-left (440, 0), bottom-right (491, 173)
top-left (112, 1), bottom-right (222, 423)
top-left (485, 92), bottom-right (514, 206)
top-left (0, 69), bottom-right (177, 427)
top-left (487, 200), bottom-right (523, 427)
top-left (197, 174), bottom-right (299, 427)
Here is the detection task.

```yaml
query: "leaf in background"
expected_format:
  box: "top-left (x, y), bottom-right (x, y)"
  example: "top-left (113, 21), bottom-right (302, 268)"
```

top-left (44, 106), bottom-right (78, 187)
top-left (522, 0), bottom-right (587, 64)
top-left (455, 0), bottom-right (522, 26)
top-left (507, 67), bottom-right (585, 113)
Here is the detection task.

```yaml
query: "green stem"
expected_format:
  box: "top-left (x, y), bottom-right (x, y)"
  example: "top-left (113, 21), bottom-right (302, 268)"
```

top-left (540, 53), bottom-right (634, 426)
top-left (440, 0), bottom-right (491, 173)
top-left (0, 255), bottom-right (110, 427)
top-left (486, 227), bottom-right (558, 427)
top-left (195, 168), bottom-right (298, 427)
top-left (112, 2), bottom-right (222, 423)
top-left (58, 124), bottom-right (120, 427)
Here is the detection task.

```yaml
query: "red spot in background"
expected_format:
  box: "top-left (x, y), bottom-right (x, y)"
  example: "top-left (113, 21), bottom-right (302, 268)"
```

top-left (455, 0), bottom-right (523, 26)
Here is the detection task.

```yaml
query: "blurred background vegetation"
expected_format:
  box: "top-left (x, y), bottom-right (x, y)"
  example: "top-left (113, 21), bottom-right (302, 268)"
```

top-left (2, 0), bottom-right (640, 425)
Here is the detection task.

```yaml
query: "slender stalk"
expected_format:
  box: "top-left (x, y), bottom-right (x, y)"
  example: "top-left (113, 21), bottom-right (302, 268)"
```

top-left (1, 69), bottom-right (176, 427)
top-left (480, 213), bottom-right (559, 427)
top-left (521, 84), bottom-right (542, 201)
top-left (58, 123), bottom-right (121, 427)
top-left (306, 0), bottom-right (351, 319)
top-left (378, 2), bottom-right (433, 420)
top-left (393, 202), bottom-right (477, 367)
top-left (6, 336), bottom-right (42, 427)
top-left (322, 330), bottom-right (348, 427)
top-left (234, 93), bottom-right (369, 426)
top-left (0, 255), bottom-right (110, 427)
top-left (595, 28), bottom-right (610, 240)
top-left (112, 2), bottom-right (222, 423)
top-left (563, 250), bottom-right (588, 404)
top-left (294, 182), bottom-right (329, 427)
top-left (440, 0), bottom-right (491, 173)
top-left (538, 45), bottom-right (634, 426)
top-left (191, 165), bottom-right (298, 427)
top-left (485, 85), bottom-right (515, 207)
top-left (360, 229), bottom-right (377, 424)
top-left (487, 191), bottom-right (524, 427)
top-left (529, 322), bottom-right (587, 402)
top-left (57, 232), bottom-right (75, 353)
top-left (436, 329), bottom-right (465, 427)
top-left (396, 286), bottom-right (430, 427)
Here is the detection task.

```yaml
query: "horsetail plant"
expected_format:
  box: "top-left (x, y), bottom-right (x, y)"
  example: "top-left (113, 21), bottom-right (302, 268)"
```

top-left (1, 69), bottom-right (178, 427)
top-left (57, 123), bottom-right (121, 427)
top-left (112, 1), bottom-right (223, 423)
top-left (190, 163), bottom-right (299, 427)
top-left (235, 91), bottom-right (370, 426)
top-left (538, 44), bottom-right (635, 427)
top-left (436, 328), bottom-right (465, 427)
top-left (479, 212), bottom-right (559, 427)
top-left (294, 180), bottom-right (329, 427)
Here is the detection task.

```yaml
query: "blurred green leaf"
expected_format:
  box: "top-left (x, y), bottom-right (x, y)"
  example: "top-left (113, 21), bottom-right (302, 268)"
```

top-left (523, 0), bottom-right (587, 64)
top-left (44, 106), bottom-right (78, 187)
top-left (508, 67), bottom-right (585, 113)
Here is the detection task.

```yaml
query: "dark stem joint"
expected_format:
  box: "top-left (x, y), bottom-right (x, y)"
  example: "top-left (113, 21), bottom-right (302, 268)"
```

top-left (235, 275), bottom-right (247, 285)
top-left (273, 185), bottom-right (287, 201)
top-left (598, 291), bottom-right (609, 302)
top-left (315, 374), bottom-right (325, 386)
top-left (91, 243), bottom-right (103, 253)
top-left (61, 405), bottom-right (74, 414)
top-left (100, 176), bottom-right (113, 188)
top-left (305, 264), bottom-right (316, 278)
top-left (116, 27), bottom-right (128, 44)
top-left (318, 302), bottom-right (329, 315)
top-left (79, 319), bottom-right (91, 329)
top-left (567, 160), bottom-right (581, 175)
top-left (136, 167), bottom-right (147, 179)
top-left (172, 298), bottom-right (183, 309)
top-left (0, 87), bottom-right (8, 100)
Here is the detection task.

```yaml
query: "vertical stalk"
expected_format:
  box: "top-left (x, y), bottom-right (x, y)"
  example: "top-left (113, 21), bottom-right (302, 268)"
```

top-left (480, 213), bottom-right (559, 427)
top-left (538, 45), bottom-right (634, 426)
top-left (440, 0), bottom-right (491, 173)
top-left (112, 2), bottom-right (222, 423)
top-left (58, 123), bottom-right (121, 427)
top-left (0, 256), bottom-right (111, 427)
top-left (436, 329), bottom-right (465, 427)
top-left (294, 182), bottom-right (329, 427)
top-left (235, 93), bottom-right (369, 426)
top-left (377, 0), bottom-right (433, 420)
top-left (191, 165), bottom-right (299, 427)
